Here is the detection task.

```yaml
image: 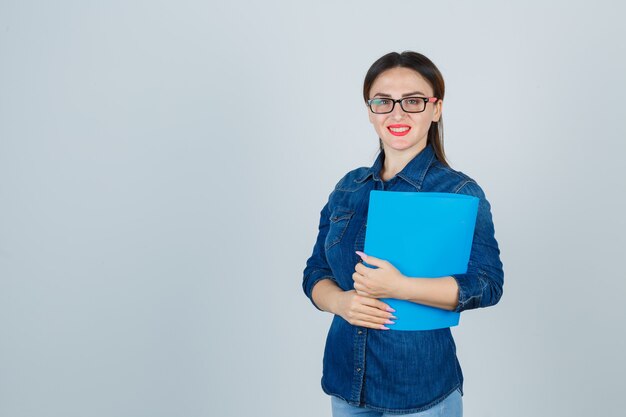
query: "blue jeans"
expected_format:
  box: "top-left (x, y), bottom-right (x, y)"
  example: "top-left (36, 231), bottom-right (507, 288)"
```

top-left (330, 388), bottom-right (462, 416)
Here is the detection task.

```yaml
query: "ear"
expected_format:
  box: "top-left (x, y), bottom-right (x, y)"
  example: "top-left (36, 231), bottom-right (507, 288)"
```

top-left (432, 99), bottom-right (443, 122)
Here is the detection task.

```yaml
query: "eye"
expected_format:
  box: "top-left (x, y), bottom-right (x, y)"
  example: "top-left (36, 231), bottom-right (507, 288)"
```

top-left (405, 98), bottom-right (420, 105)
top-left (371, 98), bottom-right (389, 105)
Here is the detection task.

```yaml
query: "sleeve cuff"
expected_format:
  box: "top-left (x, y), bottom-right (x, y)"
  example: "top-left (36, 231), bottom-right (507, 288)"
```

top-left (303, 269), bottom-right (336, 311)
top-left (450, 266), bottom-right (487, 313)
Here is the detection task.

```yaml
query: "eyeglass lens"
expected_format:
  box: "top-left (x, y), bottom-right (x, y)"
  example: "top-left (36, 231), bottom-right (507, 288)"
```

top-left (369, 98), bottom-right (426, 113)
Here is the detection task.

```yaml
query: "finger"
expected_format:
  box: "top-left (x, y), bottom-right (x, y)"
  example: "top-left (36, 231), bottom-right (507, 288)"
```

top-left (355, 252), bottom-right (378, 269)
top-left (349, 307), bottom-right (394, 326)
top-left (355, 300), bottom-right (396, 320)
top-left (354, 282), bottom-right (381, 299)
top-left (351, 319), bottom-right (390, 330)
top-left (355, 261), bottom-right (377, 274)
top-left (359, 295), bottom-right (396, 314)
top-left (353, 282), bottom-right (371, 294)
top-left (351, 309), bottom-right (395, 328)
top-left (362, 255), bottom-right (388, 268)
top-left (352, 273), bottom-right (368, 287)
top-left (355, 251), bottom-right (368, 262)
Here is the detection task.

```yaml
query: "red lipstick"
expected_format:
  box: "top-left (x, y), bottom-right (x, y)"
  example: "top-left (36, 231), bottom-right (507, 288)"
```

top-left (387, 124), bottom-right (411, 137)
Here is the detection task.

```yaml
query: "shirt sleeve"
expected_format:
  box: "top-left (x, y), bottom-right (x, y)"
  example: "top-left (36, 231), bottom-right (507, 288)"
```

top-left (450, 180), bottom-right (504, 313)
top-left (302, 197), bottom-right (338, 311)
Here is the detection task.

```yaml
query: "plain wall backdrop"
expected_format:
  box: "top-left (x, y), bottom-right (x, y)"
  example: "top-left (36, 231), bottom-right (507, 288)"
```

top-left (1, 1), bottom-right (625, 416)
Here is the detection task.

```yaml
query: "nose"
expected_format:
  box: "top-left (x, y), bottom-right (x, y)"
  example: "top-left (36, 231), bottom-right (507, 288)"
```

top-left (390, 102), bottom-right (407, 120)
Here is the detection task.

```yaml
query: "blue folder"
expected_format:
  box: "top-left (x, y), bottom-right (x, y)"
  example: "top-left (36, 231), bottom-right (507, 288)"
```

top-left (363, 191), bottom-right (479, 331)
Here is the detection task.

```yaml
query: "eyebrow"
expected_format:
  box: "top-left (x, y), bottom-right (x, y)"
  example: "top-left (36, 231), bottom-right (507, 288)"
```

top-left (372, 91), bottom-right (427, 98)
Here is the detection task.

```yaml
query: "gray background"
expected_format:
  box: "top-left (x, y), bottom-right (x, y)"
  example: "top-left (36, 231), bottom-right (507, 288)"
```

top-left (1, 1), bottom-right (625, 416)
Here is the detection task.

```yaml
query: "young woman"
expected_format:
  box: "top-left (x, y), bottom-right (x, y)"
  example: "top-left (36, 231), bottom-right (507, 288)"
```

top-left (302, 51), bottom-right (504, 416)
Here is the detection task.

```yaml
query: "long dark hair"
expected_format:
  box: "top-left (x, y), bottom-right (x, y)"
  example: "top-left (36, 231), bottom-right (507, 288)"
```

top-left (363, 51), bottom-right (449, 167)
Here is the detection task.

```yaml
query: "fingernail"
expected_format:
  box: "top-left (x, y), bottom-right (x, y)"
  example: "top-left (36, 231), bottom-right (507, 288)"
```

top-left (355, 251), bottom-right (367, 260)
top-left (380, 325), bottom-right (389, 330)
top-left (384, 320), bottom-right (395, 324)
top-left (390, 316), bottom-right (398, 320)
top-left (386, 307), bottom-right (396, 312)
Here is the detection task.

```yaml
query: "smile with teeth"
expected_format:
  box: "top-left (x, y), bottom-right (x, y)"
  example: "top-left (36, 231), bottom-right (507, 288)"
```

top-left (387, 125), bottom-right (411, 136)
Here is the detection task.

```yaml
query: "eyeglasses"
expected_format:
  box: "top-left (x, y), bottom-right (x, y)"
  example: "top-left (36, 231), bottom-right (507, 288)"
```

top-left (366, 96), bottom-right (440, 114)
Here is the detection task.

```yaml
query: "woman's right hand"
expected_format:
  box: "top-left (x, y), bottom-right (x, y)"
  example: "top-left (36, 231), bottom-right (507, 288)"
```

top-left (335, 290), bottom-right (397, 330)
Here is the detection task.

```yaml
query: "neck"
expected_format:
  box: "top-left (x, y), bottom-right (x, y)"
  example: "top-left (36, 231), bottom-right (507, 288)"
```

top-left (380, 141), bottom-right (427, 181)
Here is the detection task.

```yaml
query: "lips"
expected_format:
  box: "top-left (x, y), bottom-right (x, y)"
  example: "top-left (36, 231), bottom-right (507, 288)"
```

top-left (387, 124), bottom-right (411, 137)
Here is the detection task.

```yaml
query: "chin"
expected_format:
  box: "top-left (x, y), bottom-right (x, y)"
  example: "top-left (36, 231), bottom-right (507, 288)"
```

top-left (384, 138), bottom-right (418, 150)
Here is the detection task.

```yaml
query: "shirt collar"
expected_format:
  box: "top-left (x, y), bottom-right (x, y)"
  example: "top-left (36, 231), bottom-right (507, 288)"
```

top-left (354, 143), bottom-right (437, 191)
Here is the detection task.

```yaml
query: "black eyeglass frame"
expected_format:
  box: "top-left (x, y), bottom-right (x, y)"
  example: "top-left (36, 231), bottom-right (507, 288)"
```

top-left (366, 96), bottom-right (440, 114)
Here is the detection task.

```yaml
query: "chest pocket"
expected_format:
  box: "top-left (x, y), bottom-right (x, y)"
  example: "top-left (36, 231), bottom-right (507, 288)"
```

top-left (324, 207), bottom-right (355, 250)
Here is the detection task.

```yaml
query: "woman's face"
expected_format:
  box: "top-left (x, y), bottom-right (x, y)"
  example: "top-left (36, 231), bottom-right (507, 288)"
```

top-left (367, 67), bottom-right (442, 154)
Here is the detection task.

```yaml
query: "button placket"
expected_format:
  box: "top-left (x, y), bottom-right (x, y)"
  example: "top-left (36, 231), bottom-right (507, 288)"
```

top-left (350, 326), bottom-right (368, 403)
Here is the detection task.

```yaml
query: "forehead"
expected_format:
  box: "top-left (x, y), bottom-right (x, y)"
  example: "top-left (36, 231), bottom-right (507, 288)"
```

top-left (369, 67), bottom-right (433, 96)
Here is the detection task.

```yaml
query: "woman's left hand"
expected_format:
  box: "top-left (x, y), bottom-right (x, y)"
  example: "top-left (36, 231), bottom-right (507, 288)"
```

top-left (353, 251), bottom-right (408, 299)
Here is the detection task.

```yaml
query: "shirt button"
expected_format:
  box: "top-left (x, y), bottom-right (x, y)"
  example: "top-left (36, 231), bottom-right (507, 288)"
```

top-left (356, 368), bottom-right (361, 372)
top-left (357, 330), bottom-right (363, 335)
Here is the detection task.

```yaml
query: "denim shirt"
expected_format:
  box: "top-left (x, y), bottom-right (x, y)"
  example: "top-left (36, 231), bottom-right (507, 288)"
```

top-left (302, 143), bottom-right (504, 413)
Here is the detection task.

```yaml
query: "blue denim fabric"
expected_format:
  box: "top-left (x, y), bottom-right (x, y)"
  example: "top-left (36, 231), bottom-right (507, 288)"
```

top-left (331, 388), bottom-right (462, 416)
top-left (302, 144), bottom-right (504, 413)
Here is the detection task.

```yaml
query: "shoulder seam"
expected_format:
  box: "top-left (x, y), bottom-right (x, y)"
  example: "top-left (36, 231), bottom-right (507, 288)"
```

top-left (334, 167), bottom-right (369, 190)
top-left (453, 179), bottom-right (477, 194)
